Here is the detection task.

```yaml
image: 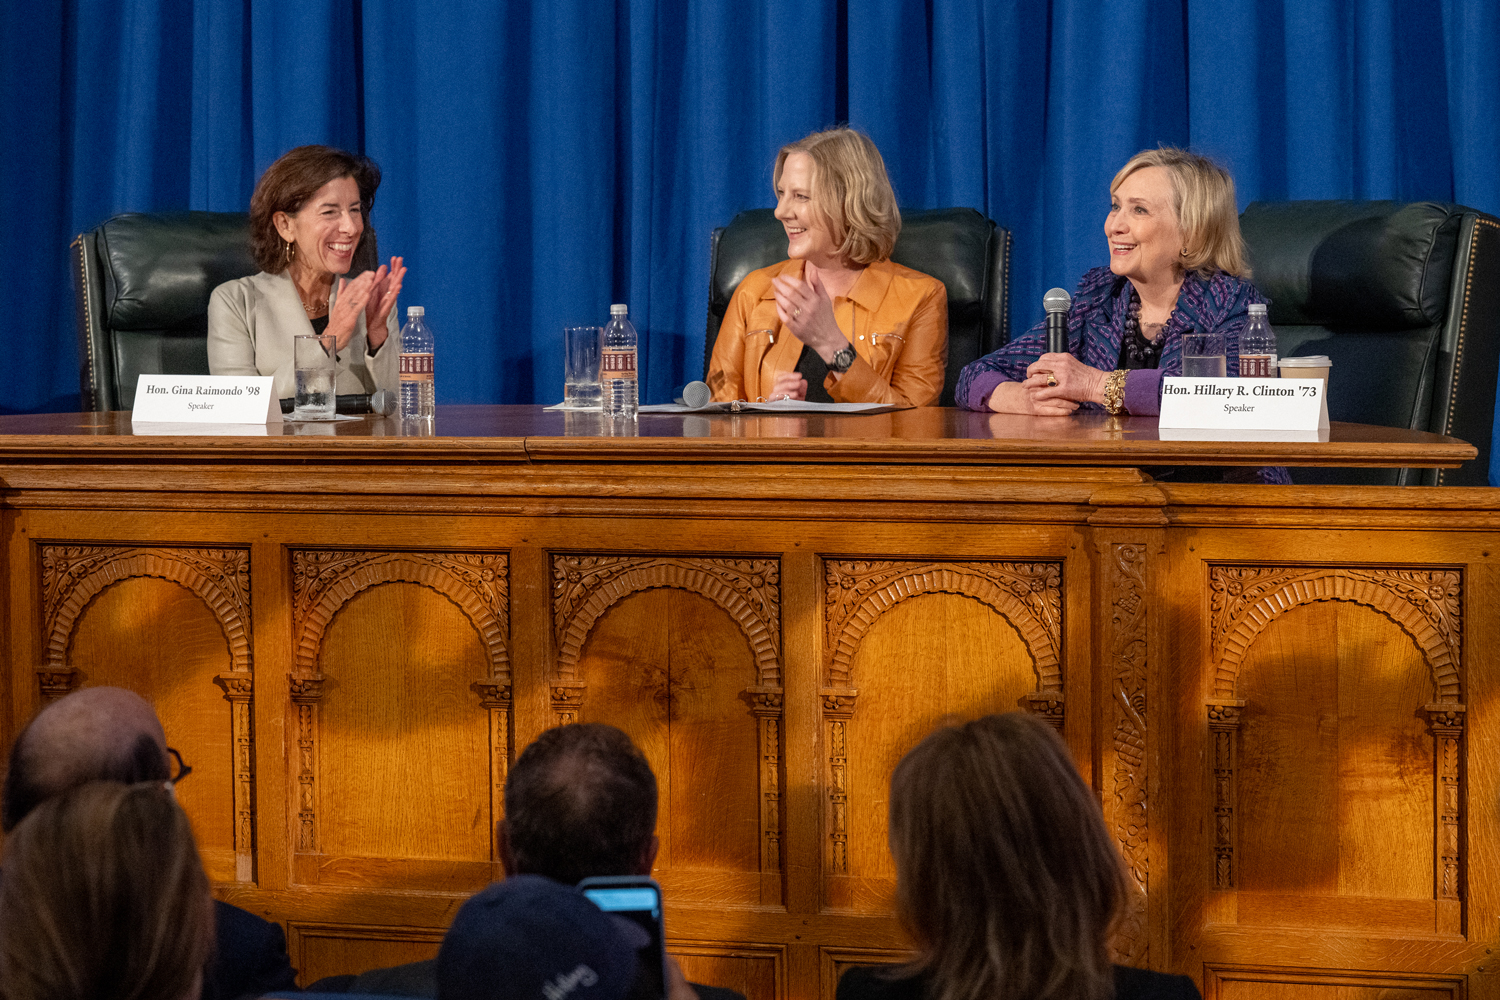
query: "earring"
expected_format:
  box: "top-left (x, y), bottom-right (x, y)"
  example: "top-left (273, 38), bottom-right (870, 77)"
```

top-left (1180, 247), bottom-right (1189, 257)
top-left (283, 239), bottom-right (296, 265)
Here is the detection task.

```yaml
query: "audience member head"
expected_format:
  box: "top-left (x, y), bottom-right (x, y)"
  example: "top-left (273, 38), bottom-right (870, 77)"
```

top-left (888, 712), bottom-right (1126, 1000)
top-left (501, 723), bottom-right (658, 886)
top-left (248, 144), bottom-right (382, 274)
top-left (2, 686), bottom-right (176, 832)
top-left (774, 127), bottom-right (901, 266)
top-left (0, 780), bottom-right (214, 1000)
top-left (1111, 146), bottom-right (1249, 278)
top-left (437, 874), bottom-right (637, 1000)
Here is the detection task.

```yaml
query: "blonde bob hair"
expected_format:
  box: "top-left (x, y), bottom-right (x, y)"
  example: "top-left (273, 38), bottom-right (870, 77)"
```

top-left (1112, 146), bottom-right (1250, 278)
top-left (774, 127), bottom-right (901, 266)
top-left (888, 713), bottom-right (1126, 1000)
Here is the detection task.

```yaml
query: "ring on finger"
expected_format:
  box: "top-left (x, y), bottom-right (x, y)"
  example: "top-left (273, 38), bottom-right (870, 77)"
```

top-left (793, 307), bottom-right (802, 318)
top-left (1045, 372), bottom-right (1058, 388)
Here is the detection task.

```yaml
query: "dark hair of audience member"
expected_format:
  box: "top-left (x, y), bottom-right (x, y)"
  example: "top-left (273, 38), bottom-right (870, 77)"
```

top-left (2, 730), bottom-right (167, 832)
top-left (888, 713), bottom-right (1126, 1000)
top-left (0, 780), bottom-right (215, 1000)
top-left (503, 723), bottom-right (658, 886)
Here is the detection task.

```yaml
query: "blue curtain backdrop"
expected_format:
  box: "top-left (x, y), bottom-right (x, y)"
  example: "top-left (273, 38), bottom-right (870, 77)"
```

top-left (3, 1), bottom-right (1498, 479)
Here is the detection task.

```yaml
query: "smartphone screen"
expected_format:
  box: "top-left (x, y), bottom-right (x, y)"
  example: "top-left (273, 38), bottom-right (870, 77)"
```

top-left (579, 879), bottom-right (667, 1000)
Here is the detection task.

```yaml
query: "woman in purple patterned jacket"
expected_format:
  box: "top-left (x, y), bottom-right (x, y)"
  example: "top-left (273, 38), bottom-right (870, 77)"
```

top-left (956, 147), bottom-right (1288, 484)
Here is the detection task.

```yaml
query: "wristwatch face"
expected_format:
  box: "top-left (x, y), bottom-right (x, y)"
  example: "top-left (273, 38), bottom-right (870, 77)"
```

top-left (829, 345), bottom-right (856, 373)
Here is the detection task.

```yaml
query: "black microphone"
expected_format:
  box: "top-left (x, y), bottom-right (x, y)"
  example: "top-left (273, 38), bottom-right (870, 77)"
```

top-left (1044, 288), bottom-right (1072, 354)
top-left (279, 392), bottom-right (398, 416)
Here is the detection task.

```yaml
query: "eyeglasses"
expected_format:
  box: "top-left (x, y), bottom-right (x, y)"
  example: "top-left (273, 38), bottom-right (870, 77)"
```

top-left (166, 747), bottom-right (193, 786)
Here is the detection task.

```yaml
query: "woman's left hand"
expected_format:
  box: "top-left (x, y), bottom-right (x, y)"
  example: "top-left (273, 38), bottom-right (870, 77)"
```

top-left (364, 256), bottom-right (407, 350)
top-left (1023, 353), bottom-right (1109, 407)
top-left (326, 271), bottom-right (376, 353)
top-left (771, 269), bottom-right (846, 360)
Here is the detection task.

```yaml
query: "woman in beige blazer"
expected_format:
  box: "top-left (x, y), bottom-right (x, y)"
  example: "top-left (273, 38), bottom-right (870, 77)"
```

top-left (209, 145), bottom-right (405, 402)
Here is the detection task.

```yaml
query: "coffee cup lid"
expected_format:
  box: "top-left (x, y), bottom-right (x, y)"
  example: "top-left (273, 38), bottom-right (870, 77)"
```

top-left (1279, 356), bottom-right (1332, 367)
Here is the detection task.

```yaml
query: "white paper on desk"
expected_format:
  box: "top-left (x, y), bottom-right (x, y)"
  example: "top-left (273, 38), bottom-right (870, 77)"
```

top-left (637, 400), bottom-right (907, 414)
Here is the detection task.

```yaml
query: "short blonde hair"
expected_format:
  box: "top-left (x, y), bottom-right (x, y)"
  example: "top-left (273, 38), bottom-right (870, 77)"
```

top-left (1112, 147), bottom-right (1250, 278)
top-left (774, 128), bottom-right (900, 265)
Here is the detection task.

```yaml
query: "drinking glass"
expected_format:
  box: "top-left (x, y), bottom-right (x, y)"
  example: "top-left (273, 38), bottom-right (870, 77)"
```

top-left (292, 334), bottom-right (337, 419)
top-left (1181, 329), bottom-right (1227, 378)
top-left (563, 326), bottom-right (602, 409)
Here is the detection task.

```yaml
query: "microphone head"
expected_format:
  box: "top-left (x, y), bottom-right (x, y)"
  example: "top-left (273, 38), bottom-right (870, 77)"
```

top-left (1043, 288), bottom-right (1072, 314)
top-left (681, 380), bottom-right (711, 409)
top-left (369, 389), bottom-right (398, 416)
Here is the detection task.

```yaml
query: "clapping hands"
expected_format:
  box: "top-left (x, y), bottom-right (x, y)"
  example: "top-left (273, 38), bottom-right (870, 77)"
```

top-left (325, 256), bottom-right (407, 353)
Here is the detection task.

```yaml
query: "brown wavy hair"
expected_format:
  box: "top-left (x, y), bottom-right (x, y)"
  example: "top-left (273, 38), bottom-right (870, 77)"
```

top-left (249, 144), bottom-right (381, 274)
top-left (0, 781), bottom-right (214, 1000)
top-left (774, 127), bottom-right (901, 265)
top-left (888, 713), bottom-right (1126, 1000)
top-left (1112, 146), bottom-right (1250, 278)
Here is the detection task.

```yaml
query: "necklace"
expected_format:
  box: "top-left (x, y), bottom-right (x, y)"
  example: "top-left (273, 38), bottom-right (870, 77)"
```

top-left (294, 280), bottom-right (330, 318)
top-left (1117, 295), bottom-right (1165, 371)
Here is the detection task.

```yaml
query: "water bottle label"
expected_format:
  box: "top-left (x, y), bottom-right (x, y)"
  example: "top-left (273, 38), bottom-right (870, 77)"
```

top-left (400, 353), bottom-right (434, 381)
top-left (1239, 355), bottom-right (1276, 378)
top-left (601, 347), bottom-right (637, 376)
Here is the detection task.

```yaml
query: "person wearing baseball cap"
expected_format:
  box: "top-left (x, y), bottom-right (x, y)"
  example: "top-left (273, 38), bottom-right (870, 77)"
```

top-left (436, 875), bottom-right (637, 1000)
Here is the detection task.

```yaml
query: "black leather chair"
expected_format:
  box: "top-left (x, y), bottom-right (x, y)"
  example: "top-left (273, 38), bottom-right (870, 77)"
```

top-left (1240, 201), bottom-right (1500, 486)
top-left (705, 208), bottom-right (1011, 407)
top-left (72, 212), bottom-right (257, 411)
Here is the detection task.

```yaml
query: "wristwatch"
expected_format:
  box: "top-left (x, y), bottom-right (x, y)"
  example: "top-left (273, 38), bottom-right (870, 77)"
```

top-left (828, 344), bottom-right (857, 374)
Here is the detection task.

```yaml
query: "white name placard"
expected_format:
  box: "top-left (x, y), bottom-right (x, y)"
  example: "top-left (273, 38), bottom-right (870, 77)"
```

top-left (132, 375), bottom-right (281, 425)
top-left (1158, 377), bottom-right (1328, 441)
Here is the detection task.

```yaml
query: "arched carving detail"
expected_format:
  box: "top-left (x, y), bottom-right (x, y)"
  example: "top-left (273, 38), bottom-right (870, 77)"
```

top-left (1209, 567), bottom-right (1462, 701)
top-left (40, 545), bottom-right (251, 674)
top-left (38, 544), bottom-right (256, 879)
top-left (822, 561), bottom-right (1062, 691)
top-left (552, 556), bottom-right (781, 686)
top-left (291, 551), bottom-right (510, 681)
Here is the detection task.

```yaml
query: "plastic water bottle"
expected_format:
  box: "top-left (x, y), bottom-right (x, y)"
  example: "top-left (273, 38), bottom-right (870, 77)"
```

top-left (1239, 303), bottom-right (1278, 378)
top-left (399, 306), bottom-right (435, 420)
top-left (601, 304), bottom-right (638, 417)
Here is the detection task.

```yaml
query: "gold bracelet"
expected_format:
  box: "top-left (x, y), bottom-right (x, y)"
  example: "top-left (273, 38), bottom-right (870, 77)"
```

top-left (1102, 370), bottom-right (1128, 414)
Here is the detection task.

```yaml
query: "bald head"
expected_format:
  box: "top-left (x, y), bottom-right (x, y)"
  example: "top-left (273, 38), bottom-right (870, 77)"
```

top-left (2, 687), bottom-right (170, 831)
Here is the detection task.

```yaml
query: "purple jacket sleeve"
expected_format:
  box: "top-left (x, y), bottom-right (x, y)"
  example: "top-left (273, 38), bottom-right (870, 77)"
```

top-left (955, 320), bottom-right (1052, 410)
top-left (1123, 369), bottom-right (1163, 416)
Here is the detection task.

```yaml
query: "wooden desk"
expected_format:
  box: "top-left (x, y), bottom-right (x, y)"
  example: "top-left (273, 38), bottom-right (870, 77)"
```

top-left (0, 407), bottom-right (1493, 1000)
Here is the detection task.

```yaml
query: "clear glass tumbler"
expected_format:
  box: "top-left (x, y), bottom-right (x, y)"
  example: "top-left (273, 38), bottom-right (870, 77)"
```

top-left (563, 325), bottom-right (602, 409)
top-left (292, 333), bottom-right (337, 419)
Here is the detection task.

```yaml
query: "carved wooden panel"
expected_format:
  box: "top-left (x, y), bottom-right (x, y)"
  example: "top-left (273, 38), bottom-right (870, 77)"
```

top-left (820, 947), bottom-right (911, 1000)
top-left (1207, 565), bottom-right (1463, 933)
top-left (672, 942), bottom-right (787, 1000)
top-left (289, 551), bottom-right (509, 885)
top-left (821, 560), bottom-right (1063, 912)
top-left (38, 544), bottom-right (255, 881)
top-left (288, 923), bottom-right (445, 990)
top-left (1209, 567), bottom-right (1462, 701)
top-left (1101, 542), bottom-right (1149, 965)
top-left (551, 555), bottom-right (784, 905)
top-left (1202, 965), bottom-right (1466, 1000)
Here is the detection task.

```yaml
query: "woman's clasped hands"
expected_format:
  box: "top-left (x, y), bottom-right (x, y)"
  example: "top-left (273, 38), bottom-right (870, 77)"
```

top-left (326, 256), bottom-right (406, 353)
top-left (989, 352), bottom-right (1109, 415)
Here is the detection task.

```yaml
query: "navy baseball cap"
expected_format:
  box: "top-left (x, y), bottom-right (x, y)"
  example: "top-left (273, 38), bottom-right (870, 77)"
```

top-left (437, 875), bottom-right (638, 1000)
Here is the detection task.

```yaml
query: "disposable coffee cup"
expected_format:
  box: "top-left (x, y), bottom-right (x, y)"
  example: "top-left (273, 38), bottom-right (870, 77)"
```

top-left (1278, 355), bottom-right (1331, 392)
